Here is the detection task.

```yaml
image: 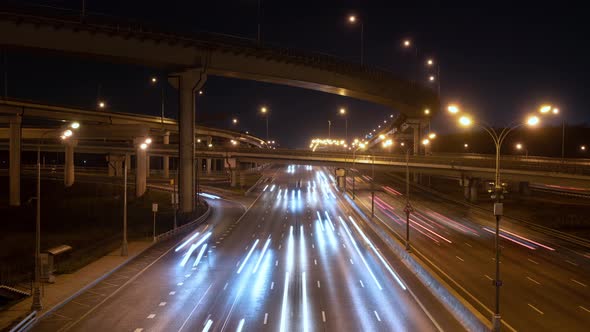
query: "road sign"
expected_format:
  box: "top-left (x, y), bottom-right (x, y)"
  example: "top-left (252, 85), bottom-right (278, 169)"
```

top-left (152, 203), bottom-right (158, 212)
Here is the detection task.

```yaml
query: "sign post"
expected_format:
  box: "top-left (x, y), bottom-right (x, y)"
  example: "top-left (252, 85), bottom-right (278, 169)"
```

top-left (152, 203), bottom-right (158, 242)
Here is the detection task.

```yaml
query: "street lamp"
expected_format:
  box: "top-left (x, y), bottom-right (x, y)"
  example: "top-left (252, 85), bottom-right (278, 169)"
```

top-left (32, 122), bottom-right (80, 310)
top-left (581, 145), bottom-right (587, 152)
top-left (260, 106), bottom-right (269, 141)
top-left (339, 108), bottom-right (348, 144)
top-left (121, 136), bottom-right (151, 256)
top-left (232, 118), bottom-right (238, 125)
top-left (448, 103), bottom-right (558, 331)
top-left (515, 143), bottom-right (528, 158)
top-left (347, 15), bottom-right (364, 65)
top-left (150, 76), bottom-right (165, 125)
top-left (98, 101), bottom-right (106, 109)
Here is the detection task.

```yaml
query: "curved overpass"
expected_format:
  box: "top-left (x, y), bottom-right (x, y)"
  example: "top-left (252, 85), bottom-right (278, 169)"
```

top-left (0, 8), bottom-right (437, 116)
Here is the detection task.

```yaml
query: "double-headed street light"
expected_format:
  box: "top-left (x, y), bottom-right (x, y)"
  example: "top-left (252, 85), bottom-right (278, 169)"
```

top-left (32, 122), bottom-right (81, 311)
top-left (448, 103), bottom-right (558, 331)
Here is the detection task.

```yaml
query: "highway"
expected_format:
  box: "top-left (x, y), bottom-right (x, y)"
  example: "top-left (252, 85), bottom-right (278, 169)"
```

top-left (348, 172), bottom-right (590, 332)
top-left (33, 165), bottom-right (463, 332)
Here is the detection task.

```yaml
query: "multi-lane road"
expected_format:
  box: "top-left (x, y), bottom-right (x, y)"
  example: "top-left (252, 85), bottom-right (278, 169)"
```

top-left (349, 171), bottom-right (590, 332)
top-left (33, 165), bottom-right (463, 331)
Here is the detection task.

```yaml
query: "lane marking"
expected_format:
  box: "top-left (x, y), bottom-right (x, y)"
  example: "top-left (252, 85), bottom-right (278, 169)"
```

top-left (223, 283), bottom-right (228, 290)
top-left (177, 284), bottom-right (213, 332)
top-left (264, 313), bottom-right (268, 324)
top-left (527, 276), bottom-right (541, 285)
top-left (317, 280), bottom-right (321, 288)
top-left (349, 259), bottom-right (354, 265)
top-left (359, 280), bottom-right (365, 288)
top-left (169, 291), bottom-right (176, 295)
top-left (373, 310), bottom-right (381, 322)
top-left (134, 329), bottom-right (143, 332)
top-left (528, 303), bottom-right (544, 315)
top-left (464, 242), bottom-right (472, 247)
top-left (527, 258), bottom-right (539, 265)
top-left (271, 281), bottom-right (275, 290)
top-left (278, 244), bottom-right (282, 250)
top-left (321, 311), bottom-right (326, 322)
top-left (455, 256), bottom-right (464, 262)
top-left (571, 279), bottom-right (587, 287)
top-left (484, 275), bottom-right (493, 281)
top-left (275, 260), bottom-right (279, 266)
top-left (147, 314), bottom-right (156, 319)
top-left (177, 282), bottom-right (183, 286)
top-left (579, 306), bottom-right (590, 313)
top-left (566, 260), bottom-right (578, 266)
top-left (159, 302), bottom-right (167, 306)
top-left (314, 259), bottom-right (317, 265)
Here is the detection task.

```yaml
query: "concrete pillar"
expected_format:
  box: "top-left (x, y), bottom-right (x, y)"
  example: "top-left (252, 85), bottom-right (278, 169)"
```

top-left (462, 177), bottom-right (471, 201)
top-left (413, 124), bottom-right (420, 155)
top-left (64, 139), bottom-right (77, 188)
top-left (206, 158), bottom-right (212, 174)
top-left (146, 154), bottom-right (151, 178)
top-left (106, 154), bottom-right (125, 177)
top-left (135, 139), bottom-right (147, 197)
top-left (469, 178), bottom-right (479, 203)
top-left (163, 132), bottom-right (170, 178)
top-left (9, 115), bottom-right (21, 206)
top-left (519, 181), bottom-right (531, 196)
top-left (169, 69), bottom-right (207, 213)
top-left (230, 170), bottom-right (238, 187)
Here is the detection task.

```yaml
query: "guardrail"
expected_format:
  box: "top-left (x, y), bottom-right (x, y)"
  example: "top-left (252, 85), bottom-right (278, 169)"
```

top-left (155, 204), bottom-right (211, 242)
top-left (9, 310), bottom-right (36, 332)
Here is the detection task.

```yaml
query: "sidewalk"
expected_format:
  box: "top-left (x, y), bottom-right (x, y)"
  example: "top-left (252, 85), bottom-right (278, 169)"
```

top-left (0, 240), bottom-right (152, 330)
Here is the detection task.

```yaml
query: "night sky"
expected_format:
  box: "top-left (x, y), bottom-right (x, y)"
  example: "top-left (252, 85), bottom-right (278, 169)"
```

top-left (2, 0), bottom-right (588, 148)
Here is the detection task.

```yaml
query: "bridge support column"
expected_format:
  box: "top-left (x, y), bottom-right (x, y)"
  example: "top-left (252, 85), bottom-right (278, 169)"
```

top-left (135, 139), bottom-right (147, 197)
top-left (64, 139), bottom-right (77, 188)
top-left (107, 155), bottom-right (125, 177)
top-left (519, 181), bottom-right (531, 196)
top-left (413, 124), bottom-right (421, 155)
top-left (163, 132), bottom-right (170, 179)
top-left (463, 177), bottom-right (479, 203)
top-left (146, 154), bottom-right (151, 178)
top-left (230, 170), bottom-right (238, 187)
top-left (169, 69), bottom-right (207, 213)
top-left (206, 158), bottom-right (212, 174)
top-left (9, 115), bottom-right (21, 206)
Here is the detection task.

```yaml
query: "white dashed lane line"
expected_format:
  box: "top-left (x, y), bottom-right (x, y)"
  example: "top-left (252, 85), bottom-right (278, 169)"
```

top-left (147, 314), bottom-right (156, 319)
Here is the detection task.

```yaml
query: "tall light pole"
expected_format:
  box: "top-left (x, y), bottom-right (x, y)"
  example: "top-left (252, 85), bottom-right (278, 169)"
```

top-left (260, 106), bottom-right (269, 142)
top-left (402, 39), bottom-right (418, 83)
top-left (347, 15), bottom-right (364, 65)
top-left (32, 122), bottom-right (80, 311)
top-left (150, 77), bottom-right (165, 125)
top-left (339, 108), bottom-right (348, 144)
top-left (426, 57), bottom-right (441, 96)
top-left (449, 103), bottom-right (558, 331)
top-left (328, 120), bottom-right (331, 139)
top-left (351, 143), bottom-right (366, 200)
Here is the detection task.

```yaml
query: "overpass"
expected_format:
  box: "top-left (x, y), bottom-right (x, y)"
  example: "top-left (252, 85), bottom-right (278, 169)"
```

top-left (0, 6), bottom-right (438, 213)
top-left (3, 138), bottom-right (589, 198)
top-left (0, 99), bottom-right (266, 206)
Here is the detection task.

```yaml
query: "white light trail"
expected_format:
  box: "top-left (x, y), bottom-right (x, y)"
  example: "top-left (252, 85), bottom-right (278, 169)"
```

top-left (324, 211), bottom-right (336, 231)
top-left (348, 216), bottom-right (406, 290)
top-left (180, 243), bottom-right (198, 267)
top-left (175, 232), bottom-right (200, 252)
top-left (280, 272), bottom-right (290, 332)
top-left (302, 271), bottom-right (309, 332)
top-left (263, 185), bottom-right (269, 192)
top-left (252, 238), bottom-right (272, 273)
top-left (316, 211), bottom-right (325, 231)
top-left (198, 193), bottom-right (220, 199)
top-left (236, 318), bottom-right (245, 332)
top-left (192, 243), bottom-right (208, 267)
top-left (202, 319), bottom-right (213, 332)
top-left (270, 184), bottom-right (276, 192)
top-left (237, 239), bottom-right (260, 274)
top-left (339, 217), bottom-right (382, 290)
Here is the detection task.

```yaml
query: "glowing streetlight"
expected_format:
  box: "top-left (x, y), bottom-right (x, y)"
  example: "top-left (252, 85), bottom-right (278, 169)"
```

top-left (339, 108), bottom-right (348, 143)
top-left (422, 138), bottom-right (430, 145)
top-left (448, 104), bottom-right (459, 114)
top-left (70, 122), bottom-right (80, 129)
top-left (403, 39), bottom-right (411, 48)
top-left (426, 58), bottom-right (434, 66)
top-left (581, 145), bottom-right (587, 151)
top-left (527, 115), bottom-right (540, 126)
top-left (428, 133), bottom-right (436, 139)
top-left (552, 108), bottom-right (559, 114)
top-left (232, 118), bottom-right (238, 124)
top-left (459, 115), bottom-right (472, 127)
top-left (339, 108), bottom-right (346, 115)
top-left (151, 77), bottom-right (157, 83)
top-left (260, 106), bottom-right (269, 141)
top-left (63, 129), bottom-right (73, 137)
top-left (429, 75), bottom-right (435, 82)
top-left (348, 15), bottom-right (356, 23)
top-left (139, 143), bottom-right (148, 150)
top-left (539, 105), bottom-right (552, 113)
top-left (198, 90), bottom-right (203, 95)
top-left (464, 143), bottom-right (469, 148)
top-left (98, 101), bottom-right (106, 109)
top-left (145, 137), bottom-right (152, 145)
top-left (515, 143), bottom-right (523, 150)
top-left (424, 109), bottom-right (430, 115)
top-left (347, 15), bottom-right (364, 65)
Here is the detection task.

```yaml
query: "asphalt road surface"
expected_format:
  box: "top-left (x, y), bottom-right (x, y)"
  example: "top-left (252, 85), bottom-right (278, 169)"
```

top-left (34, 165), bottom-right (463, 332)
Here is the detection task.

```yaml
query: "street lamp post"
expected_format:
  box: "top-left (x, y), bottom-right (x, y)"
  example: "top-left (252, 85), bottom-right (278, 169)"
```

top-left (515, 143), bottom-right (528, 158)
top-left (347, 15), bottom-right (364, 65)
top-left (150, 77), bottom-right (165, 125)
top-left (32, 123), bottom-right (80, 311)
top-left (260, 106), bottom-right (269, 141)
top-left (448, 103), bottom-right (558, 331)
top-left (339, 108), bottom-right (348, 144)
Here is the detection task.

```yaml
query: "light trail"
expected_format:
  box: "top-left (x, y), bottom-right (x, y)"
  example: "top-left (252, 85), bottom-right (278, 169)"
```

top-left (482, 227), bottom-right (536, 250)
top-left (302, 271), bottom-right (309, 332)
top-left (237, 239), bottom-right (260, 274)
top-left (263, 185), bottom-right (269, 191)
top-left (252, 238), bottom-right (271, 273)
top-left (339, 217), bottom-right (383, 290)
top-left (175, 232), bottom-right (200, 252)
top-left (324, 211), bottom-right (336, 231)
top-left (236, 318), bottom-right (245, 332)
top-left (202, 319), bottom-right (213, 332)
top-left (198, 193), bottom-right (220, 199)
top-left (180, 243), bottom-right (198, 267)
top-left (280, 272), bottom-right (290, 332)
top-left (348, 216), bottom-right (407, 290)
top-left (500, 228), bottom-right (555, 251)
top-left (316, 211), bottom-right (325, 231)
top-left (192, 243), bottom-right (208, 267)
top-left (287, 226), bottom-right (294, 271)
top-left (270, 184), bottom-right (276, 192)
